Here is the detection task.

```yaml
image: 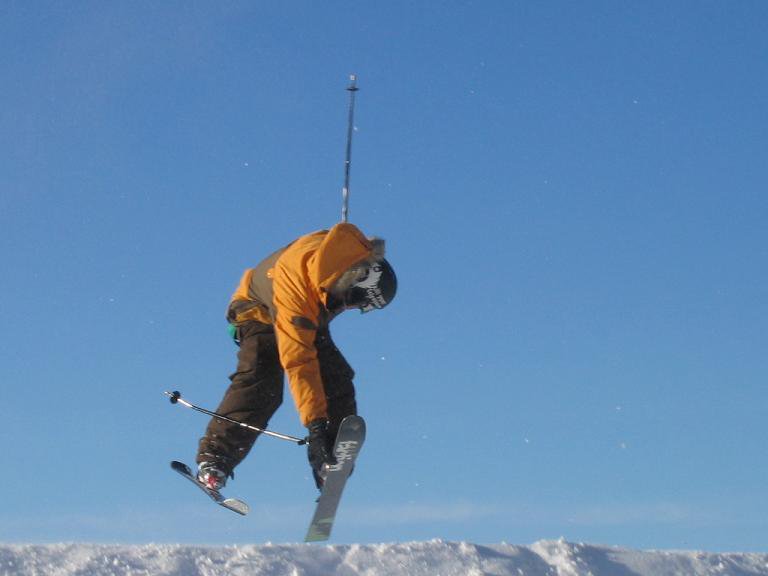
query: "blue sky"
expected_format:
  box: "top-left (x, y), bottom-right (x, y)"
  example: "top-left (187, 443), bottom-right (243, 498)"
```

top-left (2, 1), bottom-right (767, 551)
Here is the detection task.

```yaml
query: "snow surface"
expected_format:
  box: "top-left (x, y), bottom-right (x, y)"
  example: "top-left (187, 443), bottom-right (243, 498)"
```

top-left (2, 540), bottom-right (768, 576)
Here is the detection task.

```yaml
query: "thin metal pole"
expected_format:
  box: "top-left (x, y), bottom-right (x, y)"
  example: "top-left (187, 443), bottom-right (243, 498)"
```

top-left (165, 391), bottom-right (307, 445)
top-left (341, 74), bottom-right (359, 223)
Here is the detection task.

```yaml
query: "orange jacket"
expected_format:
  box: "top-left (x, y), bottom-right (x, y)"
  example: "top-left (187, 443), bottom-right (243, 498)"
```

top-left (228, 223), bottom-right (375, 425)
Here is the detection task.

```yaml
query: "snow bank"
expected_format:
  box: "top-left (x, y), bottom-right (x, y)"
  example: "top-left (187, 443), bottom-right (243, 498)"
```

top-left (1, 539), bottom-right (767, 576)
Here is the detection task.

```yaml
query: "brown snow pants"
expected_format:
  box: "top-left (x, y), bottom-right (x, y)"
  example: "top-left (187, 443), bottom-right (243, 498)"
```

top-left (196, 320), bottom-right (356, 474)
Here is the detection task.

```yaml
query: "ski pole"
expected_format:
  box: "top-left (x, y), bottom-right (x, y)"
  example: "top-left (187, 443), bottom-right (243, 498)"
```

top-left (341, 74), bottom-right (358, 223)
top-left (164, 390), bottom-right (307, 445)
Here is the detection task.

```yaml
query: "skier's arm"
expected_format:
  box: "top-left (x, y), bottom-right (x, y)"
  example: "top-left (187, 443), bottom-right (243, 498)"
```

top-left (272, 260), bottom-right (328, 426)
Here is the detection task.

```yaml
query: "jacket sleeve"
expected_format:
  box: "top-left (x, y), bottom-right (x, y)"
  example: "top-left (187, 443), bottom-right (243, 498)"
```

top-left (271, 258), bottom-right (327, 426)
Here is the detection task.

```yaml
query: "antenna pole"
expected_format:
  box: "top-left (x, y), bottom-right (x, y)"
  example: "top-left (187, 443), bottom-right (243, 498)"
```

top-left (341, 74), bottom-right (359, 223)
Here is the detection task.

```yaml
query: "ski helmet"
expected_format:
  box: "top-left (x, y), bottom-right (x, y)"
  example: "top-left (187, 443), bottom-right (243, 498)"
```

top-left (343, 258), bottom-right (397, 313)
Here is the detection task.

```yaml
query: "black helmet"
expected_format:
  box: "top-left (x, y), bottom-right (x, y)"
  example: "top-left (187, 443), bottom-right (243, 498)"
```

top-left (344, 258), bottom-right (397, 313)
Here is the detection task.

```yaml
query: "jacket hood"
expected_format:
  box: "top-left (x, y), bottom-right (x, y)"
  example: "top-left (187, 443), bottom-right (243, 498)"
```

top-left (307, 223), bottom-right (380, 300)
top-left (327, 237), bottom-right (386, 299)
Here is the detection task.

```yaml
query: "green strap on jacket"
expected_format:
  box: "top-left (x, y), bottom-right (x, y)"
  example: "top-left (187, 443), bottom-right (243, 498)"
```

top-left (227, 323), bottom-right (240, 346)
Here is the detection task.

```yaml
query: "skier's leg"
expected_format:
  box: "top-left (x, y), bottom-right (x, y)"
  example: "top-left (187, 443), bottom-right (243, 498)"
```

top-left (196, 322), bottom-right (284, 474)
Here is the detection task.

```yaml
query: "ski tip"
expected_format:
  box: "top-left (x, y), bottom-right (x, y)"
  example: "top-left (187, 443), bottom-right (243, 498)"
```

top-left (223, 499), bottom-right (250, 516)
top-left (171, 460), bottom-right (191, 474)
top-left (340, 415), bottom-right (366, 435)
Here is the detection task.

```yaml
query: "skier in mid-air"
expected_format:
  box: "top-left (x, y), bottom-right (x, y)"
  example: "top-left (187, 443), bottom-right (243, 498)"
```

top-left (195, 222), bottom-right (397, 492)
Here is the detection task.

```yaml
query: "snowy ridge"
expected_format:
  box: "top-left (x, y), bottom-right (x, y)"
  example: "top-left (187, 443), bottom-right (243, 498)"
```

top-left (2, 540), bottom-right (768, 576)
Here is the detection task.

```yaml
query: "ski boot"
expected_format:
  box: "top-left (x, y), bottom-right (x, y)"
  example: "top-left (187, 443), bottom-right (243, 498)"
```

top-left (197, 462), bottom-right (229, 491)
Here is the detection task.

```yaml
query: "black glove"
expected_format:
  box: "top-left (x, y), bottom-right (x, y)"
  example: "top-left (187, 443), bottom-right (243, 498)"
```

top-left (307, 419), bottom-right (337, 489)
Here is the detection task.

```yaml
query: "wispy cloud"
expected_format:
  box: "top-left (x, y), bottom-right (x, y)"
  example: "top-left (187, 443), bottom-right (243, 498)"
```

top-left (347, 501), bottom-right (500, 526)
top-left (344, 498), bottom-right (757, 531)
top-left (558, 502), bottom-right (692, 527)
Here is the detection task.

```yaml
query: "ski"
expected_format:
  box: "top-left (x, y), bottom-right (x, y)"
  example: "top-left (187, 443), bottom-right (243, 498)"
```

top-left (170, 460), bottom-right (250, 516)
top-left (305, 415), bottom-right (366, 542)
